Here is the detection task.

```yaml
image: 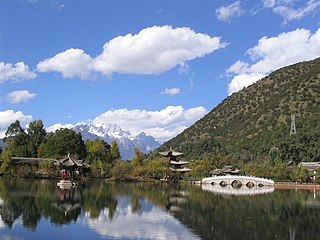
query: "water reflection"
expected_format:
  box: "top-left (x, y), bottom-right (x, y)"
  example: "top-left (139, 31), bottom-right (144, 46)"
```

top-left (202, 184), bottom-right (275, 196)
top-left (52, 188), bottom-right (81, 217)
top-left (84, 196), bottom-right (200, 240)
top-left (0, 178), bottom-right (320, 239)
top-left (0, 178), bottom-right (200, 239)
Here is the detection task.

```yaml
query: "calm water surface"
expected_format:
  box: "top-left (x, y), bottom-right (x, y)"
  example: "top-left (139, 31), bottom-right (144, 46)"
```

top-left (0, 178), bottom-right (319, 240)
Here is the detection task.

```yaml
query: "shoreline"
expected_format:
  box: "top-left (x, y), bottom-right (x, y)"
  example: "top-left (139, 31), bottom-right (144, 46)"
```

top-left (275, 182), bottom-right (320, 190)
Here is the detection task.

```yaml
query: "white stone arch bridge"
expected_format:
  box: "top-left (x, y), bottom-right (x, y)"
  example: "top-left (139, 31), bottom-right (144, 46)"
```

top-left (202, 175), bottom-right (274, 188)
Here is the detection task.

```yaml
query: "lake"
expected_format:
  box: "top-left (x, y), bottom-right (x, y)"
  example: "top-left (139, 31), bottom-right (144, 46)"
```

top-left (0, 178), bottom-right (319, 240)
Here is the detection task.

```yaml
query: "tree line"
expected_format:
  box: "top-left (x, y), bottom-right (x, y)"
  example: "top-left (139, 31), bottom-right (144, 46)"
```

top-left (0, 119), bottom-right (170, 180)
top-left (0, 119), bottom-right (315, 182)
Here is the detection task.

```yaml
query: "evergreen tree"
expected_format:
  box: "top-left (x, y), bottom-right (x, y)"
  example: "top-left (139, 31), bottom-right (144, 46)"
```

top-left (27, 120), bottom-right (47, 157)
top-left (4, 120), bottom-right (29, 157)
top-left (44, 128), bottom-right (86, 159)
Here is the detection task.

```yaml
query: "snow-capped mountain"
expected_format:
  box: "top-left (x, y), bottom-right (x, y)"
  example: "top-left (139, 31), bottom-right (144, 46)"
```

top-left (73, 123), bottom-right (160, 160)
top-left (0, 139), bottom-right (5, 148)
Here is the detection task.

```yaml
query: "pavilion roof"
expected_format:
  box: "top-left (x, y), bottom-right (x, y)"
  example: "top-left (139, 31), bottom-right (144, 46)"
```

top-left (298, 162), bottom-right (320, 171)
top-left (170, 160), bottom-right (189, 165)
top-left (57, 154), bottom-right (85, 167)
top-left (159, 148), bottom-right (183, 157)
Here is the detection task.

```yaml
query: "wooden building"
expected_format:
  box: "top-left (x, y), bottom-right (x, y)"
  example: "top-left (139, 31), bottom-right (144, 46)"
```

top-left (211, 165), bottom-right (241, 176)
top-left (298, 162), bottom-right (320, 181)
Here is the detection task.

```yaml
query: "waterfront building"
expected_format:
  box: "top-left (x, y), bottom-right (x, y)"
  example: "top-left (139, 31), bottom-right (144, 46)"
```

top-left (298, 162), bottom-right (320, 181)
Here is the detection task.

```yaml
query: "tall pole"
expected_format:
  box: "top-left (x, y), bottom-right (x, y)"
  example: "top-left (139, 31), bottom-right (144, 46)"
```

top-left (290, 114), bottom-right (296, 135)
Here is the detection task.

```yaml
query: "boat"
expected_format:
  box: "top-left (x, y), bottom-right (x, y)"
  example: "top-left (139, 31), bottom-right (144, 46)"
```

top-left (57, 179), bottom-right (76, 189)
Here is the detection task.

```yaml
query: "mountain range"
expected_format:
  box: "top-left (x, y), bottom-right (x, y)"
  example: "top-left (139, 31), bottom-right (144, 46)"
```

top-left (72, 123), bottom-right (161, 160)
top-left (158, 57), bottom-right (320, 162)
top-left (0, 139), bottom-right (4, 148)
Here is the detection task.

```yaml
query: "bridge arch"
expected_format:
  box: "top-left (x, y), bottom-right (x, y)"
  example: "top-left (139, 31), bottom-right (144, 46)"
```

top-left (231, 180), bottom-right (242, 188)
top-left (246, 182), bottom-right (255, 188)
top-left (220, 181), bottom-right (228, 187)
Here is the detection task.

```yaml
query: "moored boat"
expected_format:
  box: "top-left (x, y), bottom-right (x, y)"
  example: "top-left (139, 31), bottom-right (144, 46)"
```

top-left (57, 179), bottom-right (76, 189)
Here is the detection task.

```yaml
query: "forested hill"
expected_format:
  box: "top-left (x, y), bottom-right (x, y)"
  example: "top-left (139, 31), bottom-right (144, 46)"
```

top-left (159, 57), bottom-right (320, 163)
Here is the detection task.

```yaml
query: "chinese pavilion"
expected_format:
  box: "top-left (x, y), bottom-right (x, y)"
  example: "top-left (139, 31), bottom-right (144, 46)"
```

top-left (159, 148), bottom-right (191, 172)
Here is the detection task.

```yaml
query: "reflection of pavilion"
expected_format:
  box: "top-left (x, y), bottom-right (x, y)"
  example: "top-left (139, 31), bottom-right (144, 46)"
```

top-left (166, 190), bottom-right (189, 212)
top-left (53, 188), bottom-right (81, 217)
top-left (159, 148), bottom-right (191, 173)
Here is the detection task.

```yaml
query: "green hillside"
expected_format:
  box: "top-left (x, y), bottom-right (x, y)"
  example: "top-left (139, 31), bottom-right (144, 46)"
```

top-left (159, 57), bottom-right (320, 163)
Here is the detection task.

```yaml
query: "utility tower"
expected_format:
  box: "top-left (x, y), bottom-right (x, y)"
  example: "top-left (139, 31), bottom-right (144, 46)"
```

top-left (290, 114), bottom-right (296, 135)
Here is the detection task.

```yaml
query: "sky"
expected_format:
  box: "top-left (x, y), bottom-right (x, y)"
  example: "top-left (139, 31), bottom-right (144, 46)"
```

top-left (0, 0), bottom-right (320, 142)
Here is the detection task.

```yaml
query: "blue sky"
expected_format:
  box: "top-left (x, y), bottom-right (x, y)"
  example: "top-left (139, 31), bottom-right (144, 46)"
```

top-left (1, 0), bottom-right (320, 141)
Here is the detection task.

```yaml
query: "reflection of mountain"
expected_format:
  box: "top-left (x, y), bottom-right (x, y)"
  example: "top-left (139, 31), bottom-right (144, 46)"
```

top-left (83, 196), bottom-right (200, 240)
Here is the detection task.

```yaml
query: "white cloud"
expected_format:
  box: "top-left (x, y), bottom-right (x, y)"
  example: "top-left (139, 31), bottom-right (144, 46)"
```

top-left (37, 48), bottom-right (94, 79)
top-left (0, 62), bottom-right (37, 83)
top-left (0, 214), bottom-right (4, 229)
top-left (36, 26), bottom-right (224, 79)
top-left (262, 0), bottom-right (277, 8)
top-left (178, 62), bottom-right (189, 75)
top-left (228, 73), bottom-right (266, 95)
top-left (93, 25), bottom-right (225, 77)
top-left (0, 110), bottom-right (33, 138)
top-left (28, 0), bottom-right (65, 11)
top-left (216, 1), bottom-right (244, 23)
top-left (262, 0), bottom-right (320, 23)
top-left (93, 105), bottom-right (208, 142)
top-left (7, 90), bottom-right (37, 104)
top-left (46, 123), bottom-right (74, 133)
top-left (160, 88), bottom-right (181, 96)
top-left (83, 198), bottom-right (201, 240)
top-left (227, 27), bottom-right (320, 95)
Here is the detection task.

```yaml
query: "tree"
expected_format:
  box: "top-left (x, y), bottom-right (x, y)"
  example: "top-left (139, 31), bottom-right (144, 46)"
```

top-left (27, 120), bottom-right (46, 157)
top-left (85, 139), bottom-right (112, 177)
top-left (145, 158), bottom-right (170, 180)
top-left (5, 120), bottom-right (24, 138)
top-left (110, 141), bottom-right (121, 161)
top-left (111, 160), bottom-right (132, 180)
top-left (0, 150), bottom-right (12, 173)
top-left (131, 148), bottom-right (145, 167)
top-left (290, 165), bottom-right (308, 182)
top-left (189, 160), bottom-right (212, 179)
top-left (4, 120), bottom-right (29, 157)
top-left (43, 128), bottom-right (86, 159)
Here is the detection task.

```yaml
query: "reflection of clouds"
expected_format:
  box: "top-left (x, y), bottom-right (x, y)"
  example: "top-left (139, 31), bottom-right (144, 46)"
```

top-left (0, 234), bottom-right (23, 240)
top-left (0, 216), bottom-right (4, 229)
top-left (0, 197), bottom-right (4, 229)
top-left (83, 196), bottom-right (200, 240)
